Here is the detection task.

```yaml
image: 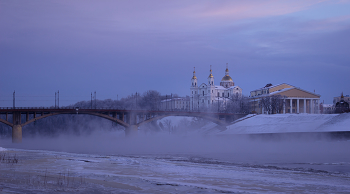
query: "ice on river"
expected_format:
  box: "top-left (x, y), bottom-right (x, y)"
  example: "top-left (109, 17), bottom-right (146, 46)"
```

top-left (1, 135), bottom-right (350, 193)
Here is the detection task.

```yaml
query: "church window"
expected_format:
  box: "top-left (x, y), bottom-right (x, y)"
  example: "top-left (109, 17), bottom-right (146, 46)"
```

top-left (212, 81), bottom-right (213, 85)
top-left (195, 91), bottom-right (197, 94)
top-left (222, 93), bottom-right (224, 97)
top-left (203, 91), bottom-right (204, 96)
top-left (212, 90), bottom-right (213, 93)
top-left (195, 83), bottom-right (196, 86)
top-left (217, 92), bottom-right (219, 97)
top-left (208, 100), bottom-right (209, 104)
top-left (212, 100), bottom-right (213, 103)
top-left (228, 93), bottom-right (229, 97)
top-left (192, 91), bottom-right (193, 94)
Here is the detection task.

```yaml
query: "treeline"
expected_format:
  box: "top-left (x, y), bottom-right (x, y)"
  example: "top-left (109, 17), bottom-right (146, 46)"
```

top-left (0, 90), bottom-right (178, 137)
top-left (72, 90), bottom-right (177, 110)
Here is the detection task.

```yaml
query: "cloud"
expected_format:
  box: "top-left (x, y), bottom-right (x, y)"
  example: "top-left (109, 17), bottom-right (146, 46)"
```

top-left (0, 0), bottom-right (349, 105)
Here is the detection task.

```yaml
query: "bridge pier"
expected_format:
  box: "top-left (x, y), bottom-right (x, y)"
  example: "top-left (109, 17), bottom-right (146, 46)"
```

top-left (12, 112), bottom-right (22, 143)
top-left (125, 125), bottom-right (138, 137)
top-left (12, 125), bottom-right (22, 143)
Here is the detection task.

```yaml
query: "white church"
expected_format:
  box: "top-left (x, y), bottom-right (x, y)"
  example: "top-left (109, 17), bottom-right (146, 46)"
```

top-left (190, 65), bottom-right (242, 110)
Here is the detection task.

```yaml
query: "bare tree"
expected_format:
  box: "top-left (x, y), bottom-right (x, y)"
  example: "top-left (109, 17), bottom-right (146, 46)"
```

top-left (162, 119), bottom-right (172, 131)
top-left (225, 94), bottom-right (250, 113)
top-left (260, 95), bottom-right (286, 114)
top-left (139, 90), bottom-right (162, 110)
top-left (270, 95), bottom-right (285, 114)
top-left (260, 96), bottom-right (271, 114)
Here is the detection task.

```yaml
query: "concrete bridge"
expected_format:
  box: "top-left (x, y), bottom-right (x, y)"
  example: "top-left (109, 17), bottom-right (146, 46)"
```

top-left (0, 107), bottom-right (246, 143)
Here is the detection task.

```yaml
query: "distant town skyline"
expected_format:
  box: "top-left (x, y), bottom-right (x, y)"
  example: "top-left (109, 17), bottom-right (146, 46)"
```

top-left (1, 0), bottom-right (349, 107)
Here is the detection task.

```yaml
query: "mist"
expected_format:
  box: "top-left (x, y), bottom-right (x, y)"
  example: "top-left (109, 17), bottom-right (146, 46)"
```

top-left (1, 124), bottom-right (350, 172)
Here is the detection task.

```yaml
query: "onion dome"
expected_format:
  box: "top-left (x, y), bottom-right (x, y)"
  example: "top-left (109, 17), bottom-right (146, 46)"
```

top-left (208, 69), bottom-right (213, 78)
top-left (192, 67), bottom-right (197, 79)
top-left (221, 66), bottom-right (233, 81)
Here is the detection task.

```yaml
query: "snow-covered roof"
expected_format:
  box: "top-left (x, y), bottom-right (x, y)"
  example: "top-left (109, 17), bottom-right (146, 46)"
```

top-left (215, 86), bottom-right (226, 90)
top-left (269, 87), bottom-right (321, 97)
top-left (161, 97), bottom-right (189, 102)
top-left (322, 104), bottom-right (334, 108)
top-left (229, 86), bottom-right (239, 89)
top-left (250, 86), bottom-right (321, 98)
top-left (269, 87), bottom-right (294, 95)
top-left (251, 83), bottom-right (294, 92)
top-left (215, 85), bottom-right (240, 90)
top-left (199, 83), bottom-right (207, 88)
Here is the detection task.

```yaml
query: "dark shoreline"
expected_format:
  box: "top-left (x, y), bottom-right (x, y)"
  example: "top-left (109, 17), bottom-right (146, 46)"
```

top-left (244, 131), bottom-right (350, 141)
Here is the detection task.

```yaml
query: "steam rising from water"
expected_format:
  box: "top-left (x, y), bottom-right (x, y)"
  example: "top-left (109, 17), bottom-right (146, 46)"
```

top-left (1, 129), bottom-right (350, 171)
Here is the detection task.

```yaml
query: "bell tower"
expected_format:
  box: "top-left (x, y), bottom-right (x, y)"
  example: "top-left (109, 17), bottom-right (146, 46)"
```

top-left (208, 65), bottom-right (214, 86)
top-left (191, 67), bottom-right (197, 87)
top-left (190, 67), bottom-right (199, 111)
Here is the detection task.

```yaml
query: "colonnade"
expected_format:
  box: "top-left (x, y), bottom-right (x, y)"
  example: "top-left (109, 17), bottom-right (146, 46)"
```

top-left (283, 98), bottom-right (319, 114)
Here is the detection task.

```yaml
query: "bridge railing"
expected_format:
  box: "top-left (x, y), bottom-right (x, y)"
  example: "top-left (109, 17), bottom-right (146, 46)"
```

top-left (0, 107), bottom-right (76, 110)
top-left (0, 107), bottom-right (247, 114)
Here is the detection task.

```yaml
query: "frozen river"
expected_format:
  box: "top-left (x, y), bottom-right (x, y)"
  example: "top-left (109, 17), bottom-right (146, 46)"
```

top-left (1, 132), bottom-right (350, 193)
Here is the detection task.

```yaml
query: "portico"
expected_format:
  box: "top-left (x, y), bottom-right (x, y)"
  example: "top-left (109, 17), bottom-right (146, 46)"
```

top-left (285, 98), bottom-right (319, 114)
top-left (250, 83), bottom-right (321, 114)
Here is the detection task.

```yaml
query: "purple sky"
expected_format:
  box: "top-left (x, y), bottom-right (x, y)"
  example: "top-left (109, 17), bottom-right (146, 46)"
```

top-left (1, 0), bottom-right (350, 106)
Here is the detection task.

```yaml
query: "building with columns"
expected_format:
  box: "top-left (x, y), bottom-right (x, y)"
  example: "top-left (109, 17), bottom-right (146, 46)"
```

top-left (250, 83), bottom-right (321, 114)
top-left (190, 65), bottom-right (242, 111)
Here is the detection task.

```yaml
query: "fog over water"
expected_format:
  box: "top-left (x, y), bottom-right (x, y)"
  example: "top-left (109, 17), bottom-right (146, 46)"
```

top-left (2, 128), bottom-right (350, 174)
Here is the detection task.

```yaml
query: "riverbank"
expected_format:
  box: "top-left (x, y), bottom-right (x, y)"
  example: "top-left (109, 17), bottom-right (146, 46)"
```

top-left (220, 113), bottom-right (350, 135)
top-left (1, 145), bottom-right (350, 194)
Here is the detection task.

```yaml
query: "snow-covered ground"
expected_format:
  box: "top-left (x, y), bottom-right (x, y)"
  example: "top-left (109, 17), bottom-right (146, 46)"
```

top-left (156, 113), bottom-right (350, 135)
top-left (157, 116), bottom-right (192, 127)
top-left (1, 145), bottom-right (350, 193)
top-left (220, 113), bottom-right (350, 134)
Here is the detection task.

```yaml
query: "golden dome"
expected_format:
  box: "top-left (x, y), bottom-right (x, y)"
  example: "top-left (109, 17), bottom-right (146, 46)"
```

top-left (192, 67), bottom-right (197, 79)
top-left (208, 69), bottom-right (214, 78)
top-left (221, 75), bottom-right (233, 81)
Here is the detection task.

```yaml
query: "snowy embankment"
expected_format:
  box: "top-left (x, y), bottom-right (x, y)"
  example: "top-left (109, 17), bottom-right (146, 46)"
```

top-left (0, 147), bottom-right (7, 151)
top-left (221, 113), bottom-right (350, 135)
top-left (155, 113), bottom-right (350, 135)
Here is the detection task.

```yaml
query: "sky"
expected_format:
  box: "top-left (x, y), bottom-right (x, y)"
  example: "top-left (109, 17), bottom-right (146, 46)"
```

top-left (1, 0), bottom-right (350, 107)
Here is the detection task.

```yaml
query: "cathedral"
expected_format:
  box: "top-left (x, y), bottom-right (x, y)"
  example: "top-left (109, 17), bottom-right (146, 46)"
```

top-left (190, 65), bottom-right (242, 110)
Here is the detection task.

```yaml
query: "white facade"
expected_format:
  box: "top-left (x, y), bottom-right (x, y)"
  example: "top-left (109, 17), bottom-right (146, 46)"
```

top-left (190, 66), bottom-right (242, 111)
top-left (321, 103), bottom-right (335, 114)
top-left (160, 97), bottom-right (190, 111)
